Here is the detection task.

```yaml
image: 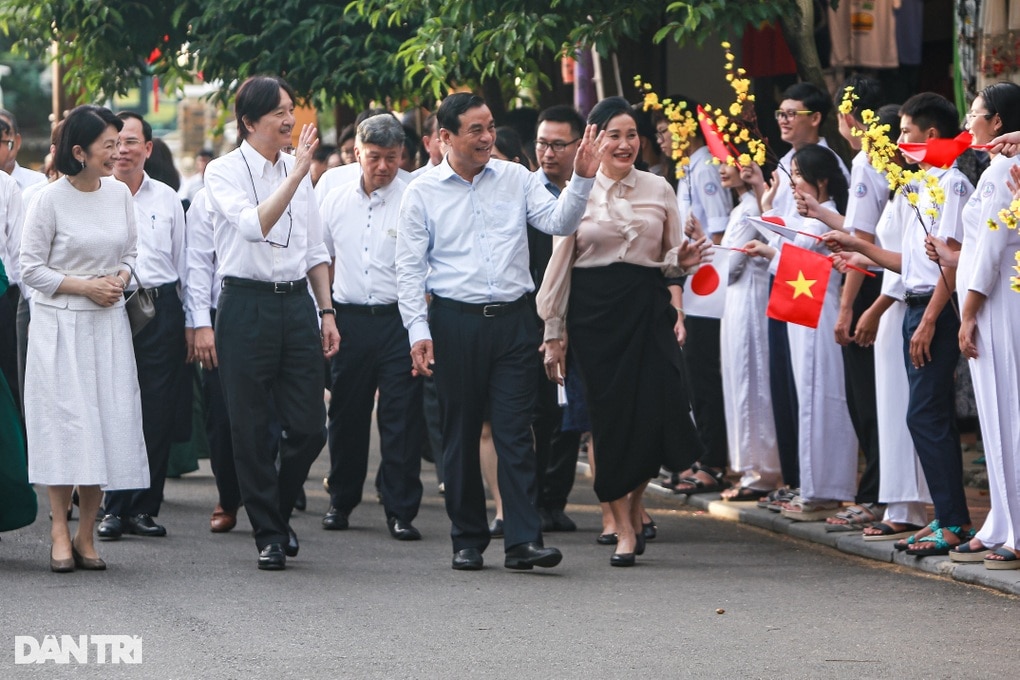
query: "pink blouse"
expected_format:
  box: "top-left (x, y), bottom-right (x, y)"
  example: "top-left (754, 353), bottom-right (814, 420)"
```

top-left (537, 167), bottom-right (684, 340)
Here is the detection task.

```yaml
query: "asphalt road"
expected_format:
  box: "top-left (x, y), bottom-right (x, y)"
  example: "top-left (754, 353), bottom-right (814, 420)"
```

top-left (2, 442), bottom-right (1018, 679)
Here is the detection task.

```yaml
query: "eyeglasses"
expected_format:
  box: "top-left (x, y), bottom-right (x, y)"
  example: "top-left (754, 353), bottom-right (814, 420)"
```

top-left (774, 109), bottom-right (814, 122)
top-left (535, 138), bottom-right (580, 153)
top-left (239, 148), bottom-right (293, 249)
top-left (0, 140), bottom-right (13, 151)
top-left (118, 138), bottom-right (145, 148)
top-left (965, 111), bottom-right (994, 122)
top-left (654, 128), bottom-right (671, 141)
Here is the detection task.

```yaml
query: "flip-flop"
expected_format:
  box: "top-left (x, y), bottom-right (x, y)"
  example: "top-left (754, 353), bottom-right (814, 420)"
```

top-left (721, 486), bottom-right (770, 503)
top-left (949, 540), bottom-right (992, 563)
top-left (983, 547), bottom-right (1020, 570)
top-left (863, 522), bottom-right (923, 542)
top-left (825, 503), bottom-right (884, 532)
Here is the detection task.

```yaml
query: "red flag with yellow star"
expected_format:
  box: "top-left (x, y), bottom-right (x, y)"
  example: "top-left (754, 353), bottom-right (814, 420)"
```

top-left (766, 243), bottom-right (832, 329)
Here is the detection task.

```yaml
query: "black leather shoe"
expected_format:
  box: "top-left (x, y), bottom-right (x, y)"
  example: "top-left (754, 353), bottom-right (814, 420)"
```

top-left (643, 517), bottom-right (657, 540)
top-left (322, 506), bottom-right (349, 530)
top-left (258, 544), bottom-right (286, 571)
top-left (125, 514), bottom-right (167, 537)
top-left (596, 532), bottom-right (618, 545)
top-left (387, 517), bottom-right (422, 541)
top-left (488, 518), bottom-right (504, 537)
top-left (635, 531), bottom-right (646, 556)
top-left (504, 542), bottom-right (562, 570)
top-left (285, 527), bottom-right (299, 557)
top-left (452, 548), bottom-right (483, 570)
top-left (538, 508), bottom-right (554, 532)
top-left (547, 509), bottom-right (577, 532)
top-left (97, 515), bottom-right (123, 541)
top-left (293, 488), bottom-right (307, 512)
top-left (610, 552), bottom-right (636, 567)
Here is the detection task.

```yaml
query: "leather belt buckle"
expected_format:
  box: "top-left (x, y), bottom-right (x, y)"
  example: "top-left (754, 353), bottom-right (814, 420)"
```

top-left (482, 304), bottom-right (500, 318)
top-left (273, 281), bottom-right (292, 294)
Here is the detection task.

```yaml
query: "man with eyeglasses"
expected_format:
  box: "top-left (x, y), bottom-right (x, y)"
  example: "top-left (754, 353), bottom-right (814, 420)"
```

top-left (529, 105), bottom-right (586, 532)
top-left (744, 81), bottom-right (850, 508)
top-left (98, 112), bottom-right (190, 542)
top-left (205, 76), bottom-right (338, 571)
top-left (0, 109), bottom-right (47, 191)
top-left (396, 93), bottom-right (602, 571)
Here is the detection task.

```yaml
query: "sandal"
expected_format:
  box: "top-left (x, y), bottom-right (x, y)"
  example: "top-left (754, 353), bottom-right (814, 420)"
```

top-left (781, 498), bottom-right (841, 522)
top-left (894, 520), bottom-right (939, 551)
top-left (907, 526), bottom-right (974, 557)
top-left (949, 539), bottom-right (992, 563)
top-left (758, 487), bottom-right (797, 511)
top-left (824, 503), bottom-right (884, 532)
top-left (721, 486), bottom-right (771, 502)
top-left (669, 462), bottom-right (731, 496)
top-left (983, 547), bottom-right (1020, 570)
top-left (863, 522), bottom-right (923, 542)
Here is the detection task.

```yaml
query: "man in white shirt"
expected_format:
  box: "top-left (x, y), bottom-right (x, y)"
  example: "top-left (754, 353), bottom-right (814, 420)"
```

top-left (179, 149), bottom-right (212, 204)
top-left (319, 114), bottom-right (425, 540)
top-left (395, 92), bottom-right (601, 571)
top-left (409, 113), bottom-right (444, 180)
top-left (99, 112), bottom-right (191, 541)
top-left (205, 76), bottom-right (339, 571)
top-left (0, 109), bottom-right (47, 191)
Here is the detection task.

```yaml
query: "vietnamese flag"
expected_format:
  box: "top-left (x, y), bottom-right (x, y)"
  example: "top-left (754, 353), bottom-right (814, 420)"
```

top-left (766, 243), bottom-right (832, 329)
top-left (898, 131), bottom-right (973, 168)
top-left (696, 105), bottom-right (735, 165)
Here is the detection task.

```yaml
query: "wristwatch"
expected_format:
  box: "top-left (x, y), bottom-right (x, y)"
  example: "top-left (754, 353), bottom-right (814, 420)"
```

top-left (318, 308), bottom-right (336, 318)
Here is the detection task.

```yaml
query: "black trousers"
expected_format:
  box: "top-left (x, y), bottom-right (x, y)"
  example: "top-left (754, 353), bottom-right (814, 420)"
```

top-left (682, 316), bottom-right (728, 469)
top-left (106, 285), bottom-right (190, 518)
top-left (422, 375), bottom-right (444, 485)
top-left (768, 314), bottom-right (800, 489)
top-left (326, 307), bottom-right (424, 523)
top-left (430, 298), bottom-right (543, 553)
top-left (843, 273), bottom-right (882, 505)
top-left (216, 283), bottom-right (326, 549)
top-left (533, 364), bottom-right (579, 512)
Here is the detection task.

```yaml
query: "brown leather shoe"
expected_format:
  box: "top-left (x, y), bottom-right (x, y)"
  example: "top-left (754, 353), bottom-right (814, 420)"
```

top-left (210, 505), bottom-right (237, 533)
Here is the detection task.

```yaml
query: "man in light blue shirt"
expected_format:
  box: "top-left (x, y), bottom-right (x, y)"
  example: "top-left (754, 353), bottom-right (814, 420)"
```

top-left (395, 93), bottom-right (602, 571)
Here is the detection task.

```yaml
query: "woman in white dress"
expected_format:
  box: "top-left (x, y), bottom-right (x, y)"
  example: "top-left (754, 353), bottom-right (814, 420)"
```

top-left (930, 83), bottom-right (1020, 568)
top-left (715, 162), bottom-right (781, 501)
top-left (20, 105), bottom-right (149, 573)
top-left (745, 144), bottom-right (859, 520)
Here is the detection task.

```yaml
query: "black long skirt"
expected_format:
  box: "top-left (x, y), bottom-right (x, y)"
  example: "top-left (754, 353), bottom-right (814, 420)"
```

top-left (567, 263), bottom-right (702, 502)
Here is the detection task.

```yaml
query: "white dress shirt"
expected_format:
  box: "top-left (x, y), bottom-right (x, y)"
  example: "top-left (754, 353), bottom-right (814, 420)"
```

top-left (844, 150), bottom-right (890, 237)
top-left (900, 165), bottom-right (973, 294)
top-left (677, 145), bottom-right (732, 236)
top-left (184, 188), bottom-right (220, 328)
top-left (204, 140), bottom-right (330, 282)
top-left (0, 170), bottom-right (24, 287)
top-left (321, 177), bottom-right (405, 305)
top-left (396, 156), bottom-right (594, 346)
top-left (11, 162), bottom-right (46, 192)
top-left (124, 173), bottom-right (187, 289)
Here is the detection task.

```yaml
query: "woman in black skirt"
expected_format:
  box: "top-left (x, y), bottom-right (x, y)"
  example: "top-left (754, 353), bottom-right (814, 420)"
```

top-left (537, 97), bottom-right (706, 566)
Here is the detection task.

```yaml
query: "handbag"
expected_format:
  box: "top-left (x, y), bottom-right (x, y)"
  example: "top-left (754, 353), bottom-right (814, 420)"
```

top-left (124, 268), bottom-right (155, 336)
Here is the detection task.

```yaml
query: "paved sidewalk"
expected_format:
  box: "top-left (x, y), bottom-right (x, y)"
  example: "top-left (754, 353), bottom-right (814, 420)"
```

top-left (644, 477), bottom-right (1020, 597)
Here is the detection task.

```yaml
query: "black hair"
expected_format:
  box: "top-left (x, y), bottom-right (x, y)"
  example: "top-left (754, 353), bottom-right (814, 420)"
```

top-left (0, 118), bottom-right (10, 138)
top-left (312, 144), bottom-right (336, 163)
top-left (196, 149), bottom-right (214, 159)
top-left (837, 75), bottom-right (883, 123)
top-left (977, 81), bottom-right (1020, 135)
top-left (792, 143), bottom-right (849, 214)
top-left (116, 111), bottom-right (153, 143)
top-left (586, 96), bottom-right (636, 131)
top-left (899, 92), bottom-right (960, 139)
top-left (782, 82), bottom-right (832, 123)
top-left (537, 105), bottom-right (585, 139)
top-left (54, 105), bottom-right (123, 176)
top-left (422, 113), bottom-right (438, 137)
top-left (338, 124), bottom-right (356, 147)
top-left (437, 93), bottom-right (486, 135)
top-left (401, 124), bottom-right (421, 165)
top-left (494, 126), bottom-right (530, 168)
top-left (145, 137), bottom-right (181, 191)
top-left (0, 108), bottom-right (19, 134)
top-left (234, 75), bottom-right (296, 141)
top-left (875, 104), bottom-right (902, 140)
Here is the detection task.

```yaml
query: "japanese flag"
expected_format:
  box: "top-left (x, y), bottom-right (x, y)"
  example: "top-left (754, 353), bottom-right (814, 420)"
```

top-left (684, 248), bottom-right (730, 319)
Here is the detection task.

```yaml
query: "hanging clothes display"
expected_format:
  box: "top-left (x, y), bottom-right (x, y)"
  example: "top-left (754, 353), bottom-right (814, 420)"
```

top-left (829, 0), bottom-right (901, 69)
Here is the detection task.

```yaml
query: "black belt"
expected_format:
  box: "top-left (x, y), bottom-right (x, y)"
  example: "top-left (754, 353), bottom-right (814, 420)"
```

top-left (334, 302), bottom-right (399, 316)
top-left (222, 276), bottom-right (307, 294)
top-left (124, 281), bottom-right (178, 299)
top-left (431, 294), bottom-right (529, 318)
top-left (903, 291), bottom-right (933, 307)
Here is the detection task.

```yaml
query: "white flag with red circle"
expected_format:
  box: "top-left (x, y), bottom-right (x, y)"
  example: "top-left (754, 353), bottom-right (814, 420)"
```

top-left (683, 247), bottom-right (730, 319)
